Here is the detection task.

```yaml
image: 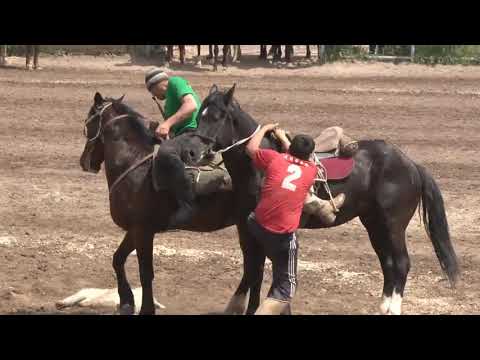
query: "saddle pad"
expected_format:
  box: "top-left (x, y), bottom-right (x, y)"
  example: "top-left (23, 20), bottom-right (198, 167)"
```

top-left (318, 156), bottom-right (355, 180)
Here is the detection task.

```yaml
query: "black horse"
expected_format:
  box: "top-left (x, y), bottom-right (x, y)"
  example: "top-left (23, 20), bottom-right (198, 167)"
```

top-left (80, 92), bottom-right (237, 315)
top-left (181, 84), bottom-right (459, 315)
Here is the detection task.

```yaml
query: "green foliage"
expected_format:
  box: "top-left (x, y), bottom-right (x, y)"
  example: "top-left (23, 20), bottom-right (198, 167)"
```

top-left (414, 45), bottom-right (480, 65)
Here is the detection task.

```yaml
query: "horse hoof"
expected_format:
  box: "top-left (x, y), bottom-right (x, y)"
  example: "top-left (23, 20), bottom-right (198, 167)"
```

top-left (117, 304), bottom-right (135, 315)
top-left (138, 305), bottom-right (156, 315)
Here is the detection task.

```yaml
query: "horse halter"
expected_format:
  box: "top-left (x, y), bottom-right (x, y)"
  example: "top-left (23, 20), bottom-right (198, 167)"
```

top-left (83, 102), bottom-right (129, 143)
top-left (194, 105), bottom-right (261, 155)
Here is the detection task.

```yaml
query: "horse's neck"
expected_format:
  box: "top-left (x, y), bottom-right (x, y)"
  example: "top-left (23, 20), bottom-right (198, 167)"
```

top-left (103, 121), bottom-right (153, 188)
top-left (222, 110), bottom-right (279, 180)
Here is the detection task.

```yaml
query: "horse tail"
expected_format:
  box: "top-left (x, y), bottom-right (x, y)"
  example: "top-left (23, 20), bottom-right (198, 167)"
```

top-left (416, 164), bottom-right (459, 288)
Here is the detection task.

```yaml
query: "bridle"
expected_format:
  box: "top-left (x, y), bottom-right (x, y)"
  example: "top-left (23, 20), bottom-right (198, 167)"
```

top-left (83, 102), bottom-right (129, 143)
top-left (83, 101), bottom-right (155, 197)
top-left (193, 105), bottom-right (261, 155)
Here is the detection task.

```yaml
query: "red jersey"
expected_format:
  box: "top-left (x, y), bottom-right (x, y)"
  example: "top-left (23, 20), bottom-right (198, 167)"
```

top-left (252, 149), bottom-right (317, 234)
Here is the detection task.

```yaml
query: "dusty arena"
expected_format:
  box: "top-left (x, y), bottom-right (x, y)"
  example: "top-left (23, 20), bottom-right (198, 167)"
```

top-left (1, 46), bottom-right (479, 314)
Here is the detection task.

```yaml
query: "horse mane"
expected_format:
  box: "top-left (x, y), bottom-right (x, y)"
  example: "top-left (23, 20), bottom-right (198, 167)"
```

top-left (201, 89), bottom-right (284, 153)
top-left (228, 94), bottom-right (284, 153)
top-left (105, 98), bottom-right (157, 146)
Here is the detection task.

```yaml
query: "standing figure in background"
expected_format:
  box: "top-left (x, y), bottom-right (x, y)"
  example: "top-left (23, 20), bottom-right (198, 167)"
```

top-left (0, 45), bottom-right (7, 66)
top-left (26, 45), bottom-right (41, 70)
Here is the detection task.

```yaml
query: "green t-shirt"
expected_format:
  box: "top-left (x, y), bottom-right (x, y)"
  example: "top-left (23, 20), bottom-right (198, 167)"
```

top-left (164, 76), bottom-right (201, 136)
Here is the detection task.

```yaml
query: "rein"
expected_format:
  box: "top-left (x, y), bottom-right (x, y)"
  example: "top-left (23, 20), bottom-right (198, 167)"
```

top-left (109, 153), bottom-right (154, 197)
top-left (216, 125), bottom-right (261, 154)
top-left (194, 124), bottom-right (261, 155)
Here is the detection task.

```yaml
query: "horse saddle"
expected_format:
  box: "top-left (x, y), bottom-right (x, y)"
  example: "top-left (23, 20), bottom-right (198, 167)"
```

top-left (313, 127), bottom-right (357, 181)
top-left (315, 156), bottom-right (355, 181)
top-left (151, 144), bottom-right (232, 195)
top-left (314, 126), bottom-right (359, 158)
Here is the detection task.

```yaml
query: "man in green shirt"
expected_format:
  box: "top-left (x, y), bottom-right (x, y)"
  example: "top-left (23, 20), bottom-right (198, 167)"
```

top-left (145, 68), bottom-right (230, 229)
top-left (145, 68), bottom-right (201, 139)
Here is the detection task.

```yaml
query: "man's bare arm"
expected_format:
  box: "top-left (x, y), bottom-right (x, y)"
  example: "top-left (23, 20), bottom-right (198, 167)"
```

top-left (274, 128), bottom-right (291, 152)
top-left (156, 94), bottom-right (198, 138)
top-left (246, 123), bottom-right (279, 159)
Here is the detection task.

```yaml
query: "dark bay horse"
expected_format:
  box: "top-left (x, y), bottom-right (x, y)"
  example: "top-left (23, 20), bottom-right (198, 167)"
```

top-left (181, 84), bottom-right (459, 315)
top-left (79, 92), bottom-right (237, 315)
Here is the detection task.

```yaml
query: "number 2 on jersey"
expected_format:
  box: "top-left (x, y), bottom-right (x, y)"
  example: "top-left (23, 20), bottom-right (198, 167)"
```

top-left (281, 164), bottom-right (302, 192)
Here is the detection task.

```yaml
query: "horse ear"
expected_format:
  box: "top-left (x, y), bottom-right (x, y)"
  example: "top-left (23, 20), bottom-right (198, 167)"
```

top-left (117, 94), bottom-right (125, 103)
top-left (209, 84), bottom-right (219, 95)
top-left (224, 83), bottom-right (236, 106)
top-left (94, 92), bottom-right (104, 106)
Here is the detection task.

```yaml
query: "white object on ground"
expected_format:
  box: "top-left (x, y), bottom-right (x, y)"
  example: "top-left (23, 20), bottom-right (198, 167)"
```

top-left (55, 287), bottom-right (165, 313)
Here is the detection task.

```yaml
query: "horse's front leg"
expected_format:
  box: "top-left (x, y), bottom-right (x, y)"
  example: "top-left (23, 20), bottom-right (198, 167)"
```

top-left (225, 223), bottom-right (265, 315)
top-left (213, 45), bottom-right (219, 71)
top-left (132, 227), bottom-right (156, 315)
top-left (113, 232), bottom-right (136, 314)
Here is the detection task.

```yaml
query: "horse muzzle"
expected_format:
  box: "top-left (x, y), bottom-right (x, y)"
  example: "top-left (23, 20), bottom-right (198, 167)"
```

top-left (80, 143), bottom-right (101, 174)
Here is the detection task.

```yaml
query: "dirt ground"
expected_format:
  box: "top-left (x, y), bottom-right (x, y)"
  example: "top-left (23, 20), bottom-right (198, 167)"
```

top-left (1, 46), bottom-right (479, 315)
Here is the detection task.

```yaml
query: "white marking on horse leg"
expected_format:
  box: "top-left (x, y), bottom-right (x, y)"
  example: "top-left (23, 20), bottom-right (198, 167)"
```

top-left (224, 292), bottom-right (248, 315)
top-left (255, 298), bottom-right (290, 315)
top-left (379, 294), bottom-right (392, 315)
top-left (387, 290), bottom-right (403, 315)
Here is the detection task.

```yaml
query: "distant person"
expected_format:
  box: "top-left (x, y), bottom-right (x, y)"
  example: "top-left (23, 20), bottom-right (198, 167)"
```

top-left (0, 45), bottom-right (7, 66)
top-left (26, 45), bottom-right (41, 70)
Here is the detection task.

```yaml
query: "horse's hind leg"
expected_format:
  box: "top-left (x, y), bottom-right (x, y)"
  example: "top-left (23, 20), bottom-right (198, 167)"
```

top-left (386, 226), bottom-right (410, 315)
top-left (132, 227), bottom-right (156, 315)
top-left (361, 203), bottom-right (413, 315)
top-left (360, 214), bottom-right (395, 315)
top-left (113, 232), bottom-right (136, 314)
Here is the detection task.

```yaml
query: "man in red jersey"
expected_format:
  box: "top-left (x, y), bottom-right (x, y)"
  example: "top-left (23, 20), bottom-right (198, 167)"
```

top-left (245, 123), bottom-right (344, 315)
